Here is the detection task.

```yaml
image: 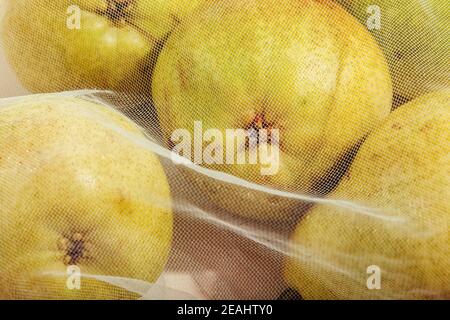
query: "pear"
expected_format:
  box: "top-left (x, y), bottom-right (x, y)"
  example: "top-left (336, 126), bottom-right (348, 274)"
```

top-left (1, 0), bottom-right (204, 95)
top-left (337, 0), bottom-right (450, 100)
top-left (0, 94), bottom-right (173, 299)
top-left (152, 0), bottom-right (392, 220)
top-left (284, 91), bottom-right (450, 299)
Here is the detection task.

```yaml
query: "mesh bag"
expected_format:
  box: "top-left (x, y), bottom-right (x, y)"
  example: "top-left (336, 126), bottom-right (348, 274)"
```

top-left (0, 0), bottom-right (448, 300)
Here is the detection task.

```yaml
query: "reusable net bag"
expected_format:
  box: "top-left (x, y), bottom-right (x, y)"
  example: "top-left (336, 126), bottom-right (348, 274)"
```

top-left (0, 0), bottom-right (448, 300)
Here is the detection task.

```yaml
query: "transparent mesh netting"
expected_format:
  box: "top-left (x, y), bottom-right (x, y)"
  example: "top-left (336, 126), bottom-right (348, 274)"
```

top-left (0, 0), bottom-right (448, 299)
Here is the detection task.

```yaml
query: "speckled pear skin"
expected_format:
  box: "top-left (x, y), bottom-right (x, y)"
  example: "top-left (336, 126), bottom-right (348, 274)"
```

top-left (337, 0), bottom-right (450, 100)
top-left (0, 94), bottom-right (173, 299)
top-left (152, 0), bottom-right (392, 220)
top-left (285, 91), bottom-right (450, 299)
top-left (1, 0), bottom-right (204, 94)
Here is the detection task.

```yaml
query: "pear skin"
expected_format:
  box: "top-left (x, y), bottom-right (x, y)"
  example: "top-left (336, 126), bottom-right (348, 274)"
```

top-left (152, 0), bottom-right (392, 220)
top-left (285, 91), bottom-right (450, 299)
top-left (337, 0), bottom-right (450, 100)
top-left (1, 0), bottom-right (204, 94)
top-left (0, 94), bottom-right (173, 299)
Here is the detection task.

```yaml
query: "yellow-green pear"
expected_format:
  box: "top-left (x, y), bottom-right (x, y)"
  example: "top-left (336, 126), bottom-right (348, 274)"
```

top-left (152, 0), bottom-right (392, 220)
top-left (0, 93), bottom-right (173, 299)
top-left (1, 0), bottom-right (204, 94)
top-left (337, 0), bottom-right (450, 100)
top-left (285, 91), bottom-right (450, 299)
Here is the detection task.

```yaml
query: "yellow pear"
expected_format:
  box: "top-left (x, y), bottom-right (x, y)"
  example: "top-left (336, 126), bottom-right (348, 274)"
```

top-left (337, 0), bottom-right (450, 100)
top-left (0, 93), bottom-right (173, 299)
top-left (1, 0), bottom-right (204, 94)
top-left (285, 91), bottom-right (450, 299)
top-left (152, 0), bottom-right (392, 220)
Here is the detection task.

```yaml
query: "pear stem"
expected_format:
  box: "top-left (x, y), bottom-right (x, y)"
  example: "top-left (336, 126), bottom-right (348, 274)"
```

top-left (62, 233), bottom-right (86, 266)
top-left (104, 0), bottom-right (134, 25)
top-left (245, 113), bottom-right (278, 147)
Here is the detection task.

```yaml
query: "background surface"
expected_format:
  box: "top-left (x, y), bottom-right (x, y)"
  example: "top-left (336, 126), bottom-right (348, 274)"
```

top-left (0, 0), bottom-right (28, 98)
